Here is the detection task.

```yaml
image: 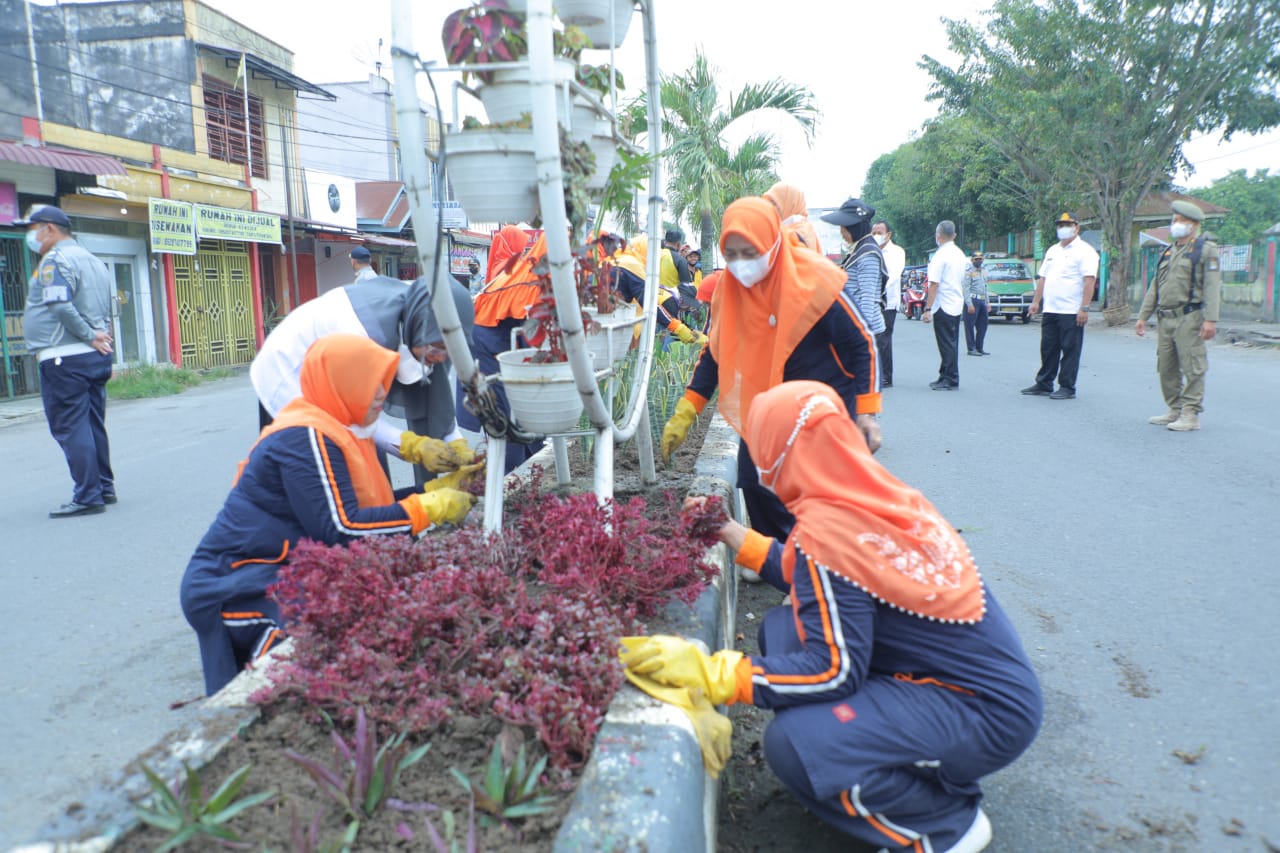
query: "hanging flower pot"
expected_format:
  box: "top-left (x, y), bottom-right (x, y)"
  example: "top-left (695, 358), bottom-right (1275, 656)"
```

top-left (556, 0), bottom-right (613, 27)
top-left (443, 128), bottom-right (539, 224)
top-left (576, 0), bottom-right (634, 48)
top-left (583, 306), bottom-right (633, 368)
top-left (569, 100), bottom-right (617, 190)
top-left (478, 57), bottom-right (577, 126)
top-left (497, 347), bottom-right (585, 434)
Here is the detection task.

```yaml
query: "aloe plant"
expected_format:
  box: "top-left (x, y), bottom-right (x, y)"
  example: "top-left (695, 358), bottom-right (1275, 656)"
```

top-left (450, 738), bottom-right (555, 820)
top-left (282, 706), bottom-right (431, 824)
top-left (133, 761), bottom-right (274, 852)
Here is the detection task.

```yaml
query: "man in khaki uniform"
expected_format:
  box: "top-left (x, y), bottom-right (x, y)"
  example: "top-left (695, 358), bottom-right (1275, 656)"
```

top-left (1135, 200), bottom-right (1222, 431)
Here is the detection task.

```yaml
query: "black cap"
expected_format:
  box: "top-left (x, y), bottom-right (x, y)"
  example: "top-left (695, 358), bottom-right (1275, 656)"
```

top-left (820, 198), bottom-right (875, 228)
top-left (1054, 211), bottom-right (1079, 225)
top-left (351, 245), bottom-right (371, 261)
top-left (664, 228), bottom-right (684, 244)
top-left (14, 205), bottom-right (71, 228)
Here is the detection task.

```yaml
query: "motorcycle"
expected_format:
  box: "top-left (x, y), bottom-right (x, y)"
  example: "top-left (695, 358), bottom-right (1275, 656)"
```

top-left (901, 267), bottom-right (928, 319)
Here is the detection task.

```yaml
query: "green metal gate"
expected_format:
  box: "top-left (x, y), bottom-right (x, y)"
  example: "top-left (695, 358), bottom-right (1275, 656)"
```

top-left (0, 233), bottom-right (36, 399)
top-left (173, 239), bottom-right (258, 369)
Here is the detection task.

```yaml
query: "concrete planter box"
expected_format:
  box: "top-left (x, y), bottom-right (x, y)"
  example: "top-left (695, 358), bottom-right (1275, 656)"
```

top-left (22, 414), bottom-right (742, 853)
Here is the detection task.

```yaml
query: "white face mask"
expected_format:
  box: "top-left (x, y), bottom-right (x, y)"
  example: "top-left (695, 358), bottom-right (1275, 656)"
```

top-left (25, 227), bottom-right (43, 253)
top-left (727, 236), bottom-right (781, 288)
top-left (873, 233), bottom-right (888, 247)
top-left (1057, 226), bottom-right (1076, 241)
top-left (1170, 221), bottom-right (1193, 240)
top-left (348, 422), bottom-right (378, 439)
top-left (753, 395), bottom-right (836, 493)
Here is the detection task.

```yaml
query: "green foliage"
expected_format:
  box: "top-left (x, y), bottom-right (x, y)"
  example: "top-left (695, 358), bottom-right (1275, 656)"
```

top-left (107, 363), bottom-right (231, 399)
top-left (133, 761), bottom-right (274, 852)
top-left (631, 49), bottom-right (818, 253)
top-left (1188, 169), bottom-right (1280, 244)
top-left (282, 706), bottom-right (431, 824)
top-left (449, 739), bottom-right (555, 821)
top-left (595, 147), bottom-right (654, 237)
top-left (922, 0), bottom-right (1280, 313)
top-left (288, 805), bottom-right (359, 853)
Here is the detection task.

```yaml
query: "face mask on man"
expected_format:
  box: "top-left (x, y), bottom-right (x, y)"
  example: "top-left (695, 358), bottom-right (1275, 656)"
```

top-left (728, 236), bottom-right (781, 288)
top-left (1169, 220), bottom-right (1193, 240)
top-left (873, 233), bottom-right (888, 247)
top-left (1057, 226), bottom-right (1076, 241)
top-left (25, 227), bottom-right (43, 253)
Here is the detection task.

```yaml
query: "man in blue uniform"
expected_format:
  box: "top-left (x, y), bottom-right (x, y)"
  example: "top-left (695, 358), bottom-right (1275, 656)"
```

top-left (18, 206), bottom-right (117, 517)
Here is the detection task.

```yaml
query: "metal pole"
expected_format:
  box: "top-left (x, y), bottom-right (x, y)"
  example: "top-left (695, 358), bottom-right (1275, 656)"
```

top-left (280, 117), bottom-right (301, 309)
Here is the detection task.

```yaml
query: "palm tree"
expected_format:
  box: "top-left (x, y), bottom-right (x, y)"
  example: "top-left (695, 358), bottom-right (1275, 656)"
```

top-left (629, 50), bottom-right (819, 259)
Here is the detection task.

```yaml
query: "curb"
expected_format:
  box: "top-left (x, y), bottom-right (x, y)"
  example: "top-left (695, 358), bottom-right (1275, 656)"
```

top-left (17, 412), bottom-right (742, 853)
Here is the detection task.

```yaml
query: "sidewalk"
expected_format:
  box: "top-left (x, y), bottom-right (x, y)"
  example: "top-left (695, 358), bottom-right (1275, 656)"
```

top-left (0, 395), bottom-right (44, 428)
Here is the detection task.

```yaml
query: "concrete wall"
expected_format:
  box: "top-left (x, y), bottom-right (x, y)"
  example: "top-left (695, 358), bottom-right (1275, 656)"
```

top-left (297, 77), bottom-right (399, 184)
top-left (31, 0), bottom-right (196, 151)
top-left (0, 0), bottom-right (36, 140)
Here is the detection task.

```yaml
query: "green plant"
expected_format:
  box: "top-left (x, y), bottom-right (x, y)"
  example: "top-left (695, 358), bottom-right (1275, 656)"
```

top-left (450, 738), bottom-right (555, 821)
top-left (288, 804), bottom-right (359, 853)
top-left (393, 799), bottom-right (478, 853)
top-left (577, 63), bottom-right (624, 97)
top-left (554, 24), bottom-right (591, 62)
top-left (282, 706), bottom-right (431, 825)
top-left (594, 148), bottom-right (653, 238)
top-left (133, 761), bottom-right (274, 852)
top-left (107, 363), bottom-right (216, 399)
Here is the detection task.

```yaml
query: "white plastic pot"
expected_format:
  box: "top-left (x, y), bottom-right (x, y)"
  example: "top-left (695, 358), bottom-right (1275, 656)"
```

top-left (583, 307), bottom-right (634, 367)
top-left (442, 129), bottom-right (538, 224)
top-left (497, 347), bottom-right (584, 434)
top-left (576, 0), bottom-right (634, 48)
top-left (570, 100), bottom-right (617, 190)
top-left (478, 57), bottom-right (576, 126)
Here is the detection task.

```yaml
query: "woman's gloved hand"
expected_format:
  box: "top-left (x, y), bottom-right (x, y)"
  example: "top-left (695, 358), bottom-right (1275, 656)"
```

top-left (421, 461), bottom-right (485, 494)
top-left (669, 321), bottom-right (708, 347)
top-left (661, 398), bottom-right (699, 464)
top-left (619, 635), bottom-right (745, 706)
top-left (623, 670), bottom-right (733, 778)
top-left (399, 432), bottom-right (476, 472)
top-left (415, 487), bottom-right (476, 526)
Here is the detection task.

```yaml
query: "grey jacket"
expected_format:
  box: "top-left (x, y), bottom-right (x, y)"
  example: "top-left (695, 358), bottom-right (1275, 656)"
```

top-left (23, 238), bottom-right (113, 352)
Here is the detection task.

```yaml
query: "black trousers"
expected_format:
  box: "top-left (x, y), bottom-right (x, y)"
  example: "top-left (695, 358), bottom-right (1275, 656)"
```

top-left (963, 300), bottom-right (989, 352)
top-left (738, 439), bottom-right (794, 541)
top-left (876, 309), bottom-right (896, 386)
top-left (932, 310), bottom-right (961, 387)
top-left (1034, 313), bottom-right (1085, 391)
top-left (40, 350), bottom-right (115, 505)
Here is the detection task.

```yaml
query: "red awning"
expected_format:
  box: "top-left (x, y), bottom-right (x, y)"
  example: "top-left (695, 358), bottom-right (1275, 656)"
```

top-left (0, 140), bottom-right (127, 176)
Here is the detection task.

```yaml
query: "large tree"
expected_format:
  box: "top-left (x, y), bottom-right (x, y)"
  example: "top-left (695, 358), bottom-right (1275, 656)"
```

top-left (1189, 168), bottom-right (1280, 245)
top-left (628, 50), bottom-right (819, 258)
top-left (923, 0), bottom-right (1280, 324)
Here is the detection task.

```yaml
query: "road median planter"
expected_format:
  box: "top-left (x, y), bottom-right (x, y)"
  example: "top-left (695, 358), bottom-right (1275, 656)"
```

top-left (22, 412), bottom-right (741, 853)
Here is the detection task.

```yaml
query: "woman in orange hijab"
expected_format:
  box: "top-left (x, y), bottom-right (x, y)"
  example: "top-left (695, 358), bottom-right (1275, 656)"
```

top-left (661, 196), bottom-right (883, 540)
top-left (181, 334), bottom-right (477, 695)
top-left (765, 181), bottom-right (823, 254)
top-left (626, 381), bottom-right (1042, 853)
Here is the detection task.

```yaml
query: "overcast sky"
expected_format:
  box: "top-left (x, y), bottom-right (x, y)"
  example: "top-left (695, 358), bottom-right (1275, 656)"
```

top-left (75, 0), bottom-right (1280, 210)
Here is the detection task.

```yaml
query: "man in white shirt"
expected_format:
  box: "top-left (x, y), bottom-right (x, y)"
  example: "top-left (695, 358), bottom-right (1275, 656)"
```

top-left (923, 220), bottom-right (967, 390)
top-left (1021, 212), bottom-right (1099, 400)
top-left (872, 220), bottom-right (906, 388)
top-left (350, 245), bottom-right (377, 281)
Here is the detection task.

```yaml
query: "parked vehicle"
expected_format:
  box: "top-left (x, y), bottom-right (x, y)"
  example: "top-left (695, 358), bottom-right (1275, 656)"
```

top-left (901, 265), bottom-right (928, 319)
top-left (982, 253), bottom-right (1036, 323)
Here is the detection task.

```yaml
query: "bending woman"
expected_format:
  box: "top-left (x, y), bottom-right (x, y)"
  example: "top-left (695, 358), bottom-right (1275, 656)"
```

top-left (182, 334), bottom-right (475, 695)
top-left (626, 380), bottom-right (1042, 853)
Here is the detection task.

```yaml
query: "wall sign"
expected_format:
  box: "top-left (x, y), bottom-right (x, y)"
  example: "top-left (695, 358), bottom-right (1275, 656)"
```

top-left (148, 198), bottom-right (197, 255)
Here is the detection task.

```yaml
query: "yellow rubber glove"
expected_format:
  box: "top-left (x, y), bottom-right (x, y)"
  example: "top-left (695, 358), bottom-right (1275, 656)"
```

top-left (414, 487), bottom-right (476, 526)
top-left (624, 670), bottom-right (732, 778)
top-left (670, 321), bottom-right (698, 345)
top-left (421, 461), bottom-right (485, 494)
top-left (620, 635), bottom-right (744, 706)
top-left (399, 432), bottom-right (476, 472)
top-left (660, 397), bottom-right (698, 464)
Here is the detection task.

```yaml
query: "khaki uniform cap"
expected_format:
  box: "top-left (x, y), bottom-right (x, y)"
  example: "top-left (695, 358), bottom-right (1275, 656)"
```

top-left (1171, 200), bottom-right (1205, 222)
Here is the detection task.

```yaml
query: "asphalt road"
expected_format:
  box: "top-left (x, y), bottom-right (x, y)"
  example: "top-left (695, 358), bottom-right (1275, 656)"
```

top-left (870, 315), bottom-right (1280, 852)
top-left (1, 315), bottom-right (1277, 851)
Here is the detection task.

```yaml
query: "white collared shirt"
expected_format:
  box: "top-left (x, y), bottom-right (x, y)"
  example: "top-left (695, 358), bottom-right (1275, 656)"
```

top-left (881, 241), bottom-right (906, 310)
top-left (1039, 238), bottom-right (1099, 313)
top-left (927, 241), bottom-right (967, 316)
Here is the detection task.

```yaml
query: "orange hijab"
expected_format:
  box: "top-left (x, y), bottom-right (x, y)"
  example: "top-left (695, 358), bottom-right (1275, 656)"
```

top-left (710, 197), bottom-right (846, 432)
top-left (486, 225), bottom-right (531, 282)
top-left (747, 381), bottom-right (986, 623)
top-left (239, 334), bottom-right (398, 507)
top-left (765, 182), bottom-right (822, 255)
top-left (474, 232), bottom-right (547, 326)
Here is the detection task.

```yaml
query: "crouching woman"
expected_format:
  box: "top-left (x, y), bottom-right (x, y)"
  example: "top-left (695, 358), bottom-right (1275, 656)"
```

top-left (181, 334), bottom-right (475, 695)
top-left (624, 380), bottom-right (1042, 853)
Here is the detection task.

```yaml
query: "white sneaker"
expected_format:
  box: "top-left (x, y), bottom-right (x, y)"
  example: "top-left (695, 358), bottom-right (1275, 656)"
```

top-left (943, 808), bottom-right (992, 853)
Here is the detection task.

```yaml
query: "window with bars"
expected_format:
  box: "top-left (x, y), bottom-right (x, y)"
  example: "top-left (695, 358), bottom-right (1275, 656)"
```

top-left (203, 76), bottom-right (267, 179)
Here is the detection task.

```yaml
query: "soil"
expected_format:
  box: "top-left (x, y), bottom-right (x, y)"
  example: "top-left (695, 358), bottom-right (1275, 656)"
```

top-left (124, 412), bottom-right (717, 853)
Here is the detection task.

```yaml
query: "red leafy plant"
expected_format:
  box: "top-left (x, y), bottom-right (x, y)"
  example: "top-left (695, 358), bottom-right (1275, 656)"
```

top-left (441, 1), bottom-right (526, 86)
top-left (254, 480), bottom-right (723, 771)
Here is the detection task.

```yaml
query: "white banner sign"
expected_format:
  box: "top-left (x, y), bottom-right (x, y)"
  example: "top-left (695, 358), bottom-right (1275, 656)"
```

top-left (1218, 244), bottom-right (1250, 273)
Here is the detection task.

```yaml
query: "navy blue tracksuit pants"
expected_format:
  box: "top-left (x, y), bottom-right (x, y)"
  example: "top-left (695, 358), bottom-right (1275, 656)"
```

top-left (40, 350), bottom-right (115, 506)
